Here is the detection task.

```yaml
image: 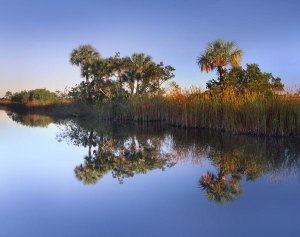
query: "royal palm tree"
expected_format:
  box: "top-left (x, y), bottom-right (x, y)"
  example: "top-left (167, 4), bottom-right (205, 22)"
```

top-left (197, 39), bottom-right (242, 85)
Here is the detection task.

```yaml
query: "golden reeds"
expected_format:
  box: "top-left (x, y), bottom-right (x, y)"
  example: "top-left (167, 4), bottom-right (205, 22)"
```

top-left (96, 89), bottom-right (300, 137)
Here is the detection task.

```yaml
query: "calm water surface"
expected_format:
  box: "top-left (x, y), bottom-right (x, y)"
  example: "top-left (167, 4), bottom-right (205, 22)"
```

top-left (1, 109), bottom-right (300, 237)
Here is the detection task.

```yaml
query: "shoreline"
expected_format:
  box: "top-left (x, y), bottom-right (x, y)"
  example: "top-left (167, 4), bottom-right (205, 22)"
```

top-left (1, 100), bottom-right (300, 139)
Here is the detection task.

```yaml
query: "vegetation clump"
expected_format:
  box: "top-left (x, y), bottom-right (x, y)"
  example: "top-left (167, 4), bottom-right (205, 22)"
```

top-left (69, 45), bottom-right (175, 104)
top-left (7, 89), bottom-right (60, 105)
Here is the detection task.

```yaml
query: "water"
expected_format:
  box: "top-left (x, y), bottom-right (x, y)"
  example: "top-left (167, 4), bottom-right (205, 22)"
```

top-left (1, 109), bottom-right (300, 237)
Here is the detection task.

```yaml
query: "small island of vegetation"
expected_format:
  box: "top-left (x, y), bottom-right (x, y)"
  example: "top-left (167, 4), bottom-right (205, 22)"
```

top-left (1, 39), bottom-right (300, 137)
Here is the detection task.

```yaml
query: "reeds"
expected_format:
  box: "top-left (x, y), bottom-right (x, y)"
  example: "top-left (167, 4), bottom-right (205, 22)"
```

top-left (96, 89), bottom-right (300, 137)
top-left (4, 88), bottom-right (300, 137)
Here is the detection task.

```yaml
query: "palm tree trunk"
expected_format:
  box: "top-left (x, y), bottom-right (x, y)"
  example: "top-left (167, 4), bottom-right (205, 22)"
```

top-left (130, 82), bottom-right (134, 95)
top-left (218, 67), bottom-right (226, 84)
top-left (85, 76), bottom-right (93, 103)
top-left (218, 66), bottom-right (227, 92)
top-left (136, 80), bottom-right (139, 95)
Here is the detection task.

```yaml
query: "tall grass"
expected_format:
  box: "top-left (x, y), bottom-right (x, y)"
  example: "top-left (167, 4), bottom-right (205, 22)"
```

top-left (3, 88), bottom-right (300, 137)
top-left (94, 88), bottom-right (300, 137)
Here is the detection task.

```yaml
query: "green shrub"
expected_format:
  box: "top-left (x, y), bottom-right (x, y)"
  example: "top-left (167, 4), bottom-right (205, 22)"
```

top-left (11, 89), bottom-right (59, 104)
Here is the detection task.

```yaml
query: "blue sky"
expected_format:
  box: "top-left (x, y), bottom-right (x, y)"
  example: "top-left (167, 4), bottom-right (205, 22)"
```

top-left (0, 0), bottom-right (299, 96)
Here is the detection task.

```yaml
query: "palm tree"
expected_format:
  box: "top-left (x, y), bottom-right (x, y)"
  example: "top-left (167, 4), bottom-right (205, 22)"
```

top-left (122, 53), bottom-right (154, 95)
top-left (70, 45), bottom-right (100, 83)
top-left (131, 53), bottom-right (153, 74)
top-left (70, 45), bottom-right (100, 103)
top-left (197, 39), bottom-right (242, 85)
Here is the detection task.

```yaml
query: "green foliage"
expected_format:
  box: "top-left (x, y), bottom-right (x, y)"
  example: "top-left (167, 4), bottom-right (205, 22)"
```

top-left (69, 46), bottom-right (175, 104)
top-left (10, 89), bottom-right (59, 104)
top-left (11, 90), bottom-right (30, 103)
top-left (198, 39), bottom-right (284, 96)
top-left (120, 53), bottom-right (175, 96)
top-left (68, 82), bottom-right (89, 104)
top-left (4, 91), bottom-right (13, 100)
top-left (207, 64), bottom-right (284, 96)
top-left (70, 44), bottom-right (100, 69)
top-left (230, 64), bottom-right (283, 94)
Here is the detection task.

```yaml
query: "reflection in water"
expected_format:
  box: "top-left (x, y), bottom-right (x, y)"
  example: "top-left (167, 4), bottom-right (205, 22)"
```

top-left (6, 111), bottom-right (54, 127)
top-left (75, 137), bottom-right (176, 184)
top-left (57, 120), bottom-right (178, 184)
top-left (57, 119), bottom-right (300, 203)
top-left (5, 111), bottom-right (300, 203)
top-left (200, 136), bottom-right (300, 203)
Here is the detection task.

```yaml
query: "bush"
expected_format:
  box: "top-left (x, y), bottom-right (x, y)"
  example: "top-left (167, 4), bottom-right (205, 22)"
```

top-left (11, 89), bottom-right (59, 105)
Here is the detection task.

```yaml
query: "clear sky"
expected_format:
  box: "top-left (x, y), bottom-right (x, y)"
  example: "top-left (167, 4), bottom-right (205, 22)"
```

top-left (0, 0), bottom-right (299, 96)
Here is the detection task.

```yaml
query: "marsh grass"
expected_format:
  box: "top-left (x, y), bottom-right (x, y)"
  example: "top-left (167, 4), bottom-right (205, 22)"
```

top-left (2, 89), bottom-right (300, 137)
top-left (94, 89), bottom-right (300, 137)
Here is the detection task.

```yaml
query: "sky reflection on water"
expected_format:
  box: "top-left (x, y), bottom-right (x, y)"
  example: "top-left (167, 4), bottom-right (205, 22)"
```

top-left (0, 109), bottom-right (300, 237)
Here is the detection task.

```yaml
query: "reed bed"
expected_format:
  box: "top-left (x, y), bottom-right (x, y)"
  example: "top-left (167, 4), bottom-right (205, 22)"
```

top-left (95, 89), bottom-right (300, 137)
top-left (3, 89), bottom-right (300, 137)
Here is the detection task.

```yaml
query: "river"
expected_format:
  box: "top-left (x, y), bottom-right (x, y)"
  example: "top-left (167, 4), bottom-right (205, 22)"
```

top-left (0, 109), bottom-right (300, 237)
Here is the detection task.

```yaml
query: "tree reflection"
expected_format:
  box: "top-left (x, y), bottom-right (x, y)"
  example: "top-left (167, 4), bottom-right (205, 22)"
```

top-left (5, 111), bottom-right (54, 127)
top-left (75, 137), bottom-right (175, 184)
top-left (200, 171), bottom-right (241, 203)
top-left (56, 119), bottom-right (300, 203)
top-left (6, 110), bottom-right (300, 203)
top-left (197, 135), bottom-right (300, 203)
top-left (57, 120), bottom-right (176, 184)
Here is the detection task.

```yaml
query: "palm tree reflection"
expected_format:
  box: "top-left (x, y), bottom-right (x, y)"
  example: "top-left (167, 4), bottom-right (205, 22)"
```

top-left (199, 136), bottom-right (300, 203)
top-left (200, 170), bottom-right (241, 203)
top-left (58, 121), bottom-right (176, 184)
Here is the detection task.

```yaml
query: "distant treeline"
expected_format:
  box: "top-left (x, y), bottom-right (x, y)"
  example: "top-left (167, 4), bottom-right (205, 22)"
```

top-left (2, 89), bottom-right (60, 105)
